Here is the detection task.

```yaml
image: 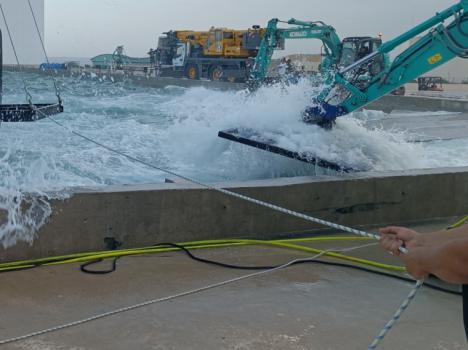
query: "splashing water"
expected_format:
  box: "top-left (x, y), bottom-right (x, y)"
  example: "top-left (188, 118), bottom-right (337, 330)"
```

top-left (0, 71), bottom-right (468, 247)
top-left (0, 150), bottom-right (52, 248)
top-left (155, 80), bottom-right (428, 177)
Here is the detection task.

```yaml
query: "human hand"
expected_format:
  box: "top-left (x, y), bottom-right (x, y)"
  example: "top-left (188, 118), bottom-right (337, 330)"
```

top-left (400, 247), bottom-right (431, 280)
top-left (379, 226), bottom-right (425, 256)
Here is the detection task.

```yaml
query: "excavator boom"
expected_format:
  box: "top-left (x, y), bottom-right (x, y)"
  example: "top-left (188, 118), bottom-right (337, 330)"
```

top-left (249, 18), bottom-right (342, 82)
top-left (219, 2), bottom-right (467, 169)
top-left (305, 0), bottom-right (468, 124)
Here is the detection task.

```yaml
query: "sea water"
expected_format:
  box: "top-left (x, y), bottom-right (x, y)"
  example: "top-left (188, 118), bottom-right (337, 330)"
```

top-left (0, 71), bottom-right (467, 247)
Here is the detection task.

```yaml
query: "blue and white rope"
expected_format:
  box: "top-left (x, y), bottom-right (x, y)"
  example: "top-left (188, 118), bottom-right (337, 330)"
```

top-left (368, 280), bottom-right (424, 350)
top-left (32, 112), bottom-right (420, 349)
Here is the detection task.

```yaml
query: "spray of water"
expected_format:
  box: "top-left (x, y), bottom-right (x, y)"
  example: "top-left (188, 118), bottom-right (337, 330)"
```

top-left (0, 72), bottom-right (466, 247)
top-left (156, 79), bottom-right (428, 177)
top-left (0, 149), bottom-right (55, 248)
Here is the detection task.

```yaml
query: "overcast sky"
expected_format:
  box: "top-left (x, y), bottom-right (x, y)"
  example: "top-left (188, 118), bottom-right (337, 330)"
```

top-left (46, 0), bottom-right (459, 58)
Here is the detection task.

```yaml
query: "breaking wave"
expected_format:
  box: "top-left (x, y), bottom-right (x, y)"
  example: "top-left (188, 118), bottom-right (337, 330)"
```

top-left (0, 71), bottom-right (467, 246)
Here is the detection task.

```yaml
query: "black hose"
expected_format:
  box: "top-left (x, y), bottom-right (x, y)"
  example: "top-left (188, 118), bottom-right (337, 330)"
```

top-left (79, 243), bottom-right (462, 296)
top-left (80, 257), bottom-right (120, 275)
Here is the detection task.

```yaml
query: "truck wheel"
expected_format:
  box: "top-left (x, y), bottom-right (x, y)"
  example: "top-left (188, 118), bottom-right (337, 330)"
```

top-left (185, 65), bottom-right (199, 79)
top-left (209, 65), bottom-right (224, 81)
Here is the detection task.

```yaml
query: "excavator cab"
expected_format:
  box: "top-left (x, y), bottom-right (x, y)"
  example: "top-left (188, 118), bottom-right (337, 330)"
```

top-left (303, 36), bottom-right (386, 128)
top-left (339, 37), bottom-right (382, 67)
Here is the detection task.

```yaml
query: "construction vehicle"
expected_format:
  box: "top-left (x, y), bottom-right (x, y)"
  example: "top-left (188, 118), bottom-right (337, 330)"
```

top-left (219, 0), bottom-right (468, 169)
top-left (418, 76), bottom-right (444, 91)
top-left (149, 26), bottom-right (279, 82)
top-left (302, 0), bottom-right (468, 127)
top-left (249, 18), bottom-right (386, 83)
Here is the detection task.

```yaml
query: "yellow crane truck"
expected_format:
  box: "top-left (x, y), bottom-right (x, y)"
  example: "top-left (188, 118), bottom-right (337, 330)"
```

top-left (149, 26), bottom-right (282, 82)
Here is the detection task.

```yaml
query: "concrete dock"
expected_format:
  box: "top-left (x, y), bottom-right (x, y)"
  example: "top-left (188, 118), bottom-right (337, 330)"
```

top-left (0, 222), bottom-right (465, 350)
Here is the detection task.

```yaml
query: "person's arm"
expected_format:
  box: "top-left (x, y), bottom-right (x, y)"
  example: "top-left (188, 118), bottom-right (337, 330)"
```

top-left (380, 225), bottom-right (468, 283)
top-left (426, 223), bottom-right (468, 243)
top-left (400, 238), bottom-right (468, 283)
top-left (379, 224), bottom-right (468, 256)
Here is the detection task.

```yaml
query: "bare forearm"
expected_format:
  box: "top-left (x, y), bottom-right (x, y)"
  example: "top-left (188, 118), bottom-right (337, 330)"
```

top-left (421, 239), bottom-right (468, 284)
top-left (425, 225), bottom-right (468, 245)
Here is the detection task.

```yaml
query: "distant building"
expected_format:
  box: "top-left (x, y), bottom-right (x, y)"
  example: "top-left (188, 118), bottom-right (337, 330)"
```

top-left (0, 0), bottom-right (44, 65)
top-left (91, 46), bottom-right (151, 70)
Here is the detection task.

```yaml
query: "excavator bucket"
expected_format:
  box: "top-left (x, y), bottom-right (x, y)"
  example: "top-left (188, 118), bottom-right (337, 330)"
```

top-left (302, 102), bottom-right (348, 129)
top-left (218, 128), bottom-right (358, 172)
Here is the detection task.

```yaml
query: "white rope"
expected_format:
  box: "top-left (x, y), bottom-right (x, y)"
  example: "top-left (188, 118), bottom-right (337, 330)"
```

top-left (0, 244), bottom-right (374, 346)
top-left (368, 280), bottom-right (424, 350)
top-left (44, 115), bottom-right (381, 241)
top-left (28, 110), bottom-right (420, 349)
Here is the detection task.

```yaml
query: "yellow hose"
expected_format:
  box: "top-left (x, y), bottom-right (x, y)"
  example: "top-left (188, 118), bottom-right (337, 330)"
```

top-left (0, 236), bottom-right (406, 273)
top-left (6, 215), bottom-right (466, 274)
top-left (447, 215), bottom-right (468, 229)
top-left (0, 236), bottom-right (368, 268)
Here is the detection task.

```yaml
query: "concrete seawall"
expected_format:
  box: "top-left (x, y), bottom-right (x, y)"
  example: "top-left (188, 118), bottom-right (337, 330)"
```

top-left (2, 167), bottom-right (468, 262)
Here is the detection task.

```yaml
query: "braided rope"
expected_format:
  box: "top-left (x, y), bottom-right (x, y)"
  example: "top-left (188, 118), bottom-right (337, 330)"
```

top-left (45, 115), bottom-right (380, 239)
top-left (368, 280), bottom-right (424, 350)
top-left (27, 111), bottom-right (419, 349)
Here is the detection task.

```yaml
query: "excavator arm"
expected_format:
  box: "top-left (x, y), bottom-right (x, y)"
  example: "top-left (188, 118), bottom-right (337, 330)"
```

top-left (305, 0), bottom-right (468, 125)
top-left (219, 1), bottom-right (467, 167)
top-left (249, 18), bottom-right (342, 82)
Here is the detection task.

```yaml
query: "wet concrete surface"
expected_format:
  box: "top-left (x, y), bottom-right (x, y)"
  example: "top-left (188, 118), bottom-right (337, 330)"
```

top-left (365, 111), bottom-right (468, 142)
top-left (0, 220), bottom-right (466, 350)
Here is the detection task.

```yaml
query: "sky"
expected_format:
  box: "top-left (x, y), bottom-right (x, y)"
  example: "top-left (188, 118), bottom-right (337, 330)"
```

top-left (45, 0), bottom-right (461, 58)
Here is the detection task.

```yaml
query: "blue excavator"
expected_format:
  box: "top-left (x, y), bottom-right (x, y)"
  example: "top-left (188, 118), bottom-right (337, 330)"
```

top-left (219, 1), bottom-right (468, 170)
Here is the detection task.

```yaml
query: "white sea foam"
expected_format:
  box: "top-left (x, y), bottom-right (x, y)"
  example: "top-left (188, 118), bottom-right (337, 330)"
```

top-left (155, 80), bottom-right (429, 177)
top-left (0, 72), bottom-right (467, 246)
